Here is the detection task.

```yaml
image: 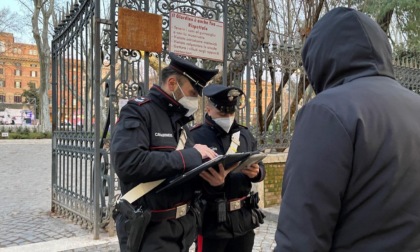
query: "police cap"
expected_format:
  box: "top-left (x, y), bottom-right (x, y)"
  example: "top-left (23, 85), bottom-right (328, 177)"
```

top-left (203, 84), bottom-right (245, 114)
top-left (168, 52), bottom-right (218, 94)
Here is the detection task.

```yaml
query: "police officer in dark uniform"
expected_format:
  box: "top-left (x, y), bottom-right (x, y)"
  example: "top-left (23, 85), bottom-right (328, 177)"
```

top-left (190, 84), bottom-right (266, 252)
top-left (110, 53), bottom-right (220, 252)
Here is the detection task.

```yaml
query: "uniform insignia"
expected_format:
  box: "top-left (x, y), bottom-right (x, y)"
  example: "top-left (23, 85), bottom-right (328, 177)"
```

top-left (128, 97), bottom-right (150, 106)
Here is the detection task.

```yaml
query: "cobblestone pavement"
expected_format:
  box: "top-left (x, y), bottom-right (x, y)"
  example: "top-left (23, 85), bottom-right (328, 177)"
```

top-left (0, 139), bottom-right (91, 249)
top-left (0, 139), bottom-right (278, 251)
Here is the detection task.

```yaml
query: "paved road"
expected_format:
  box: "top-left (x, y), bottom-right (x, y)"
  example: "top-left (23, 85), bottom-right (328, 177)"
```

top-left (0, 139), bottom-right (278, 251)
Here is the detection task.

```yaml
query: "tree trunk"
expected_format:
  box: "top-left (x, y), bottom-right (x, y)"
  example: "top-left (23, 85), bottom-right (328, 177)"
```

top-left (31, 0), bottom-right (54, 132)
top-left (377, 8), bottom-right (394, 34)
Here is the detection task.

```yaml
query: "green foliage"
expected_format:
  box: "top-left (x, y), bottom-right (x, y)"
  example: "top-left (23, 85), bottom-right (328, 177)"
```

top-left (8, 132), bottom-right (51, 139)
top-left (0, 126), bottom-right (51, 139)
top-left (4, 131), bottom-right (51, 139)
top-left (359, 0), bottom-right (420, 52)
top-left (21, 82), bottom-right (40, 118)
top-left (15, 126), bottom-right (23, 133)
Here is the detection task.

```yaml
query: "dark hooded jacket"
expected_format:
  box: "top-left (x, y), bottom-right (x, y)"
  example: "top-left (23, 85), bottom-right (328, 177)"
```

top-left (275, 7), bottom-right (420, 251)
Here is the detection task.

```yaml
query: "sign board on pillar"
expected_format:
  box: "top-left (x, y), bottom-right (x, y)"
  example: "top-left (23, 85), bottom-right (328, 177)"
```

top-left (169, 11), bottom-right (224, 62)
top-left (118, 8), bottom-right (163, 53)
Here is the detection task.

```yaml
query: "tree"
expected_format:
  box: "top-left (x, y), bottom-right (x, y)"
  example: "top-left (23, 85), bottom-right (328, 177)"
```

top-left (356, 0), bottom-right (419, 52)
top-left (21, 82), bottom-right (40, 118)
top-left (0, 7), bottom-right (21, 34)
top-left (31, 0), bottom-right (54, 132)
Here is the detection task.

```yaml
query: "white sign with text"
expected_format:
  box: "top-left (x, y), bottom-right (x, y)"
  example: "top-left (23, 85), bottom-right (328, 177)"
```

top-left (169, 12), bottom-right (224, 62)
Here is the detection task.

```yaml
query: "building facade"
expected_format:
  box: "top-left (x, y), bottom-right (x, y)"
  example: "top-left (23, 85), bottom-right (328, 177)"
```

top-left (0, 32), bottom-right (40, 111)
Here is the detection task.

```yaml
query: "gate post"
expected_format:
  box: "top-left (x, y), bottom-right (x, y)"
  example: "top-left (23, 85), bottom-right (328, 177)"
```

top-left (93, 0), bottom-right (102, 239)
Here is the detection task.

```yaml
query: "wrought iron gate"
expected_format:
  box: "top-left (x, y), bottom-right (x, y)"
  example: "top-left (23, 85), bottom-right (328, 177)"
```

top-left (51, 0), bottom-right (420, 240)
top-left (51, 0), bottom-right (257, 239)
top-left (51, 0), bottom-right (106, 238)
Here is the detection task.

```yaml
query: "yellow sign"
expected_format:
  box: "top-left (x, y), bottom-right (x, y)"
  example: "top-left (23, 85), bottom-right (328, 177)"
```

top-left (118, 8), bottom-right (163, 53)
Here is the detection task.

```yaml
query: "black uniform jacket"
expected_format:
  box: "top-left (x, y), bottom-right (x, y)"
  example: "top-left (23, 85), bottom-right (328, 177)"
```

top-left (275, 8), bottom-right (420, 251)
top-left (110, 85), bottom-right (203, 210)
top-left (191, 114), bottom-right (266, 238)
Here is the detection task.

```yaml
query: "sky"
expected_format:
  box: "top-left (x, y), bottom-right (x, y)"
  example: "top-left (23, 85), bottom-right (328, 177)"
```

top-left (0, 0), bottom-right (35, 43)
top-left (0, 0), bottom-right (19, 10)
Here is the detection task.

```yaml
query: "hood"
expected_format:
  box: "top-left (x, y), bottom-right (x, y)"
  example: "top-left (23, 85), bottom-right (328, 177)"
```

top-left (302, 7), bottom-right (395, 94)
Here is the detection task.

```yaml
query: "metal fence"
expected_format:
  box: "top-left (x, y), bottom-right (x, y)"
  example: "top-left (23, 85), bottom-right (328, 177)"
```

top-left (51, 0), bottom-right (420, 238)
top-left (51, 0), bottom-right (104, 238)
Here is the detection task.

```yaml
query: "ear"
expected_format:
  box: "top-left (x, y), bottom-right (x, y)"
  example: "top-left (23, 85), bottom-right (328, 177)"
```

top-left (167, 75), bottom-right (178, 92)
top-left (205, 104), bottom-right (210, 113)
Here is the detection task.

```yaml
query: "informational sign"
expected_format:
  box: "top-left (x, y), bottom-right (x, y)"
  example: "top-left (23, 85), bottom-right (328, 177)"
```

top-left (118, 8), bottom-right (163, 53)
top-left (1, 132), bottom-right (9, 138)
top-left (169, 12), bottom-right (224, 62)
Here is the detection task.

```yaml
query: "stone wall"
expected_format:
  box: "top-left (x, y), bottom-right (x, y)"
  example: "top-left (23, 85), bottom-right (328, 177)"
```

top-left (252, 153), bottom-right (287, 208)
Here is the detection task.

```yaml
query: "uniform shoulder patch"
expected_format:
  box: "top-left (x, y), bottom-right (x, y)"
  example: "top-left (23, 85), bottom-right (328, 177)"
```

top-left (190, 123), bottom-right (202, 131)
top-left (128, 97), bottom-right (150, 106)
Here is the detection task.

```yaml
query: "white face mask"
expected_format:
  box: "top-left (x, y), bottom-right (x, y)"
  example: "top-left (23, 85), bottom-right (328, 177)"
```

top-left (174, 83), bottom-right (199, 117)
top-left (213, 116), bottom-right (235, 133)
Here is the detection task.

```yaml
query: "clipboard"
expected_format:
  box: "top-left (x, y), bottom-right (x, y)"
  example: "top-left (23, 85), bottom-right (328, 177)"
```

top-left (231, 152), bottom-right (267, 173)
top-left (156, 152), bottom-right (251, 193)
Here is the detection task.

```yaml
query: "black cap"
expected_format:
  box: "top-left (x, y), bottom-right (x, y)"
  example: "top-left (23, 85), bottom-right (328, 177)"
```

top-left (168, 52), bottom-right (219, 94)
top-left (203, 84), bottom-right (245, 113)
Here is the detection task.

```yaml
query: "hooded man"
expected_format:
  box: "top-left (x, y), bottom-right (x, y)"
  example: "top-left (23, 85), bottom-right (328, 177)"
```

top-left (275, 7), bottom-right (420, 251)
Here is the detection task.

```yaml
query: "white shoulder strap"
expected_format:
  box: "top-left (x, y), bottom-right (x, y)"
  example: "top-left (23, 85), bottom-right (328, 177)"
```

top-left (120, 128), bottom-right (187, 203)
top-left (226, 131), bottom-right (241, 154)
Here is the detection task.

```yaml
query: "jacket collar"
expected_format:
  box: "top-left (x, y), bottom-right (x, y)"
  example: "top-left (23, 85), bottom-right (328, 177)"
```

top-left (148, 85), bottom-right (194, 126)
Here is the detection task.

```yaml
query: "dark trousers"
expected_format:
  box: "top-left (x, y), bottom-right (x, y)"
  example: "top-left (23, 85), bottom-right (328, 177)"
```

top-left (201, 230), bottom-right (255, 252)
top-left (116, 212), bottom-right (197, 252)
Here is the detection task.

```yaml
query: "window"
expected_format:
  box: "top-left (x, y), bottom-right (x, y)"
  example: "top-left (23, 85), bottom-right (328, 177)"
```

top-left (0, 68), bottom-right (3, 75)
top-left (29, 49), bottom-right (37, 55)
top-left (0, 41), bottom-right (5, 53)
top-left (0, 80), bottom-right (4, 87)
top-left (15, 69), bottom-right (21, 76)
top-left (13, 48), bottom-right (22, 54)
top-left (0, 95), bottom-right (5, 102)
top-left (30, 71), bottom-right (37, 77)
top-left (15, 62), bottom-right (21, 67)
top-left (30, 64), bottom-right (37, 67)
top-left (14, 95), bottom-right (22, 103)
top-left (15, 81), bottom-right (21, 88)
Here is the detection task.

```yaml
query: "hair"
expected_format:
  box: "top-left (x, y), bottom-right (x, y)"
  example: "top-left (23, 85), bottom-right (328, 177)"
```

top-left (161, 66), bottom-right (188, 87)
top-left (206, 97), bottom-right (216, 107)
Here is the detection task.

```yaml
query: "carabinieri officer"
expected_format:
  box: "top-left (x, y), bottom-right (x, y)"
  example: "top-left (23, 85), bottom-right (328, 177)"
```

top-left (111, 53), bottom-right (219, 252)
top-left (191, 84), bottom-right (266, 252)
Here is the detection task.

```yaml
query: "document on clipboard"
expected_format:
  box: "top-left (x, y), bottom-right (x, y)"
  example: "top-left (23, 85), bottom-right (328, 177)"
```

top-left (231, 152), bottom-right (267, 173)
top-left (156, 152), bottom-right (251, 193)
